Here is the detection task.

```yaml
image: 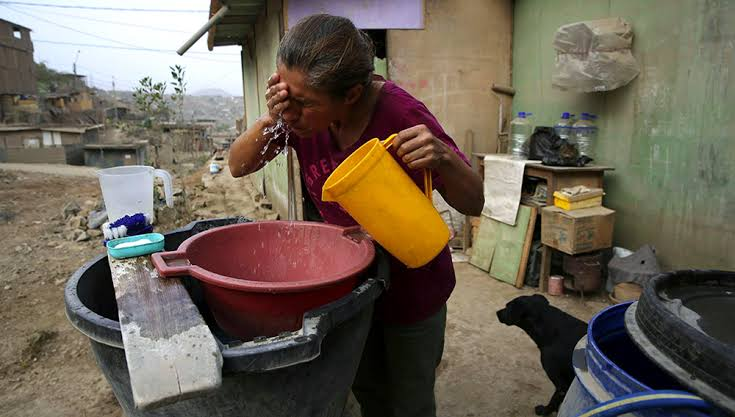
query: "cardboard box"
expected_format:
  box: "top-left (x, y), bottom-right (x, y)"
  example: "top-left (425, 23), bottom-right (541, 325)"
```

top-left (541, 206), bottom-right (615, 255)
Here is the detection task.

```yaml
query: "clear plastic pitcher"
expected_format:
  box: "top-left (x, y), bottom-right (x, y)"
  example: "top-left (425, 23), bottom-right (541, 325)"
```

top-left (97, 166), bottom-right (173, 223)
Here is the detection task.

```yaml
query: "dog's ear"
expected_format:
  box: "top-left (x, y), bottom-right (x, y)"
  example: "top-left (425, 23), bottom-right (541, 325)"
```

top-left (531, 294), bottom-right (549, 305)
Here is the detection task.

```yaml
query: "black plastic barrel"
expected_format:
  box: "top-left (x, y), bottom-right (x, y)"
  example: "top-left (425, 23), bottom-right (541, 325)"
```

top-left (64, 218), bottom-right (387, 417)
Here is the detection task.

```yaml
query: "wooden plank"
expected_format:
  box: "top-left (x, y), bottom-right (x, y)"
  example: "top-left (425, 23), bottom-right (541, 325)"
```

top-left (540, 245), bottom-right (552, 292)
top-left (515, 207), bottom-right (538, 288)
top-left (488, 205), bottom-right (532, 286)
top-left (109, 256), bottom-right (222, 410)
top-left (525, 164), bottom-right (614, 173)
top-left (469, 215), bottom-right (496, 271)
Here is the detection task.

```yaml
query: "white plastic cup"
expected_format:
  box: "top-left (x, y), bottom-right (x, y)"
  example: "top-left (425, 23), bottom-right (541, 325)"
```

top-left (97, 165), bottom-right (173, 223)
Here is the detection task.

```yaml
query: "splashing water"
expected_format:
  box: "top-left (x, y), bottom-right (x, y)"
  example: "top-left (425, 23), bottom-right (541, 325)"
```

top-left (261, 116), bottom-right (291, 156)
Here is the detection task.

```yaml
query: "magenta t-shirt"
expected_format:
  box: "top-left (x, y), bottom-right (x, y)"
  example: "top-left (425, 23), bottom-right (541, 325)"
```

top-left (288, 80), bottom-right (470, 325)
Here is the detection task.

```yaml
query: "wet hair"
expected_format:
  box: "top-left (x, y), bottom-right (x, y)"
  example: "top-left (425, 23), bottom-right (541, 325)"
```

top-left (277, 14), bottom-right (375, 98)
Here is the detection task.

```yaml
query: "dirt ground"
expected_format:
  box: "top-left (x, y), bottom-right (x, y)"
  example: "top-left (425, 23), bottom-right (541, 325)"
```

top-left (0, 164), bottom-right (610, 417)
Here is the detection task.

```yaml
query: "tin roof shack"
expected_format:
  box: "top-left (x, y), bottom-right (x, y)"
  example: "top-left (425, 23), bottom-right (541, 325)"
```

top-left (41, 74), bottom-right (104, 124)
top-left (84, 142), bottom-right (148, 168)
top-left (45, 89), bottom-right (95, 113)
top-left (0, 19), bottom-right (39, 124)
top-left (0, 124), bottom-right (103, 164)
top-left (161, 122), bottom-right (213, 153)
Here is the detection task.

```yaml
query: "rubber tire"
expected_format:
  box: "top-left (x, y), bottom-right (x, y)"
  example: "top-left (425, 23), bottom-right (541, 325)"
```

top-left (634, 270), bottom-right (735, 400)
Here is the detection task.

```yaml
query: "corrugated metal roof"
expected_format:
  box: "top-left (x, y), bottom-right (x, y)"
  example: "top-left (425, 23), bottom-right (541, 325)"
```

top-left (206, 0), bottom-right (265, 50)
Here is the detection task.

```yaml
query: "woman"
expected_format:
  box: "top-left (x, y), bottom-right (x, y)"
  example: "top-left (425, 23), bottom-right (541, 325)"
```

top-left (229, 14), bottom-right (483, 417)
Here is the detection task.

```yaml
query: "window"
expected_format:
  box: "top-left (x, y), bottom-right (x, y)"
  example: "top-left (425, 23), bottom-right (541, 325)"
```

top-left (23, 138), bottom-right (40, 148)
top-left (42, 132), bottom-right (63, 147)
top-left (13, 28), bottom-right (22, 39)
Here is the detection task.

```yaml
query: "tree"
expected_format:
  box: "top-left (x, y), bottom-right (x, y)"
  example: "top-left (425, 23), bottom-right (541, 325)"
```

top-left (133, 76), bottom-right (169, 126)
top-left (170, 65), bottom-right (187, 122)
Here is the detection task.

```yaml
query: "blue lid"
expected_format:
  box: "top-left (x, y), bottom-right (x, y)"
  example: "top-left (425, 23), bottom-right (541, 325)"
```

top-left (518, 111), bottom-right (526, 118)
top-left (561, 112), bottom-right (571, 119)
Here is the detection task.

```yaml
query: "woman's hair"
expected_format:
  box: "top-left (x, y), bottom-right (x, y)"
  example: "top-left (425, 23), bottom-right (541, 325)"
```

top-left (277, 14), bottom-right (375, 98)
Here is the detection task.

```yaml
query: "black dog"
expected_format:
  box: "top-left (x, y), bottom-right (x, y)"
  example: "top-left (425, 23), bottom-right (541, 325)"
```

top-left (496, 294), bottom-right (587, 416)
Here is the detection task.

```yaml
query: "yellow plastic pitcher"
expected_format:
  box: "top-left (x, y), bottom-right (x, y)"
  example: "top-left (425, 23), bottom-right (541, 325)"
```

top-left (322, 134), bottom-right (450, 268)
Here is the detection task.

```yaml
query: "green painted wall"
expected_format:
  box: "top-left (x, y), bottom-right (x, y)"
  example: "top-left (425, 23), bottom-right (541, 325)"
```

top-left (513, 0), bottom-right (734, 269)
top-left (239, 0), bottom-right (289, 218)
top-left (256, 1), bottom-right (289, 219)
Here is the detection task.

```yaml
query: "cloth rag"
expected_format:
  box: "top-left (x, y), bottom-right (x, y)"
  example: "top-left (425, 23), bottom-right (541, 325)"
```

top-left (482, 155), bottom-right (540, 226)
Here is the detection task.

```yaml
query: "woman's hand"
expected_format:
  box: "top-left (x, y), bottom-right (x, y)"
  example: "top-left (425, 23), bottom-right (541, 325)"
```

top-left (394, 124), bottom-right (451, 170)
top-left (393, 124), bottom-right (484, 216)
top-left (264, 73), bottom-right (290, 124)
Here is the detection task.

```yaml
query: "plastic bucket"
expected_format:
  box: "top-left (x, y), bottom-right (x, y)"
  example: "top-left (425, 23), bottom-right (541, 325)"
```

top-left (97, 165), bottom-right (173, 222)
top-left (558, 302), bottom-right (704, 417)
top-left (151, 221), bottom-right (375, 341)
top-left (322, 134), bottom-right (450, 268)
top-left (65, 218), bottom-right (387, 417)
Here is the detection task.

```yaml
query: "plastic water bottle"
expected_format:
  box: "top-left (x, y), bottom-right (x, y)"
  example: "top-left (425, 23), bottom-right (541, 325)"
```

top-left (572, 113), bottom-right (598, 158)
top-left (554, 112), bottom-right (574, 141)
top-left (510, 111), bottom-right (533, 158)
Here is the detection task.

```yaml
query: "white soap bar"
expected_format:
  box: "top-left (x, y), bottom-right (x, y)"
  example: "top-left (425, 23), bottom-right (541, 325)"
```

top-left (115, 238), bottom-right (153, 249)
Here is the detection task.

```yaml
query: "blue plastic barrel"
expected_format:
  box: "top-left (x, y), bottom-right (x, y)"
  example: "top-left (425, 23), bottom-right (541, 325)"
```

top-left (558, 302), bottom-right (707, 417)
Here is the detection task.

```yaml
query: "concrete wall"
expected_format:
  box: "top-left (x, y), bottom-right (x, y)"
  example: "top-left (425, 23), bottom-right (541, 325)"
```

top-left (257, 0), bottom-right (290, 219)
top-left (59, 132), bottom-right (81, 145)
top-left (512, 0), bottom-right (735, 269)
top-left (1, 129), bottom-right (42, 149)
top-left (240, 0), bottom-right (290, 219)
top-left (4, 147), bottom-right (66, 164)
top-left (84, 148), bottom-right (145, 168)
top-left (387, 0), bottom-right (513, 155)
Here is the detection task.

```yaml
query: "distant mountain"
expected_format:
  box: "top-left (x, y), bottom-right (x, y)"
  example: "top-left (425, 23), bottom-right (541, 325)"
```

top-left (192, 88), bottom-right (232, 97)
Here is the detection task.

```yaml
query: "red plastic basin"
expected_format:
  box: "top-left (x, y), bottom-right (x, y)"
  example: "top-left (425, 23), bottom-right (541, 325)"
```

top-left (151, 221), bottom-right (375, 341)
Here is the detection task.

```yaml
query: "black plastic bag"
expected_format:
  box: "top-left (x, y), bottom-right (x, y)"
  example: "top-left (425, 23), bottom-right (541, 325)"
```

top-left (528, 126), bottom-right (593, 167)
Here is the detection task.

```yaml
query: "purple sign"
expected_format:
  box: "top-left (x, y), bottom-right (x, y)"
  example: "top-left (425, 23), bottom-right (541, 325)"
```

top-left (287, 0), bottom-right (424, 29)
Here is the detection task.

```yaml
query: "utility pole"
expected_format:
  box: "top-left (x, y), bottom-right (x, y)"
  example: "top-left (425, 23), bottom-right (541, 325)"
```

top-left (73, 50), bottom-right (80, 90)
top-left (112, 76), bottom-right (118, 121)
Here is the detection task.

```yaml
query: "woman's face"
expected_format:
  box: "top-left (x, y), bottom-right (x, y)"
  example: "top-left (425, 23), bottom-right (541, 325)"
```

top-left (277, 64), bottom-right (343, 138)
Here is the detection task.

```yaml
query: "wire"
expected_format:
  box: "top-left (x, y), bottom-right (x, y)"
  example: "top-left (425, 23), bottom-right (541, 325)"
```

top-left (5, 5), bottom-right (192, 34)
top-left (3, 4), bottom-right (150, 49)
top-left (1, 4), bottom-right (240, 57)
top-left (33, 40), bottom-right (240, 63)
top-left (0, 1), bottom-right (208, 13)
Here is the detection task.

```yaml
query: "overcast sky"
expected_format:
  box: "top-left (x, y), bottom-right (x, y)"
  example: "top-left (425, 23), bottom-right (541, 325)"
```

top-left (1, 0), bottom-right (245, 95)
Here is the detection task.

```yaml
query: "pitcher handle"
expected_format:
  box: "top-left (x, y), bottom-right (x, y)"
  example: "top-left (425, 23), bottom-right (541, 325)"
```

top-left (154, 169), bottom-right (174, 208)
top-left (381, 134), bottom-right (433, 200)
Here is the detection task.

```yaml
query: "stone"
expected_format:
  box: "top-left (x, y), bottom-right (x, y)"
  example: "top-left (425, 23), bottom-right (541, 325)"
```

top-left (62, 201), bottom-right (81, 220)
top-left (4, 285), bottom-right (10, 291)
top-left (87, 229), bottom-right (102, 238)
top-left (66, 215), bottom-right (85, 230)
top-left (155, 206), bottom-right (177, 225)
top-left (86, 209), bottom-right (108, 230)
top-left (75, 231), bottom-right (90, 242)
top-left (65, 230), bottom-right (81, 241)
top-left (83, 200), bottom-right (95, 208)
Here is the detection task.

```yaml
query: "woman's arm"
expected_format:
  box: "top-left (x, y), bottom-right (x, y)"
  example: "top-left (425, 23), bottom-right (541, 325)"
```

top-left (228, 116), bottom-right (282, 177)
top-left (393, 124), bottom-right (484, 216)
top-left (229, 73), bottom-right (291, 178)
